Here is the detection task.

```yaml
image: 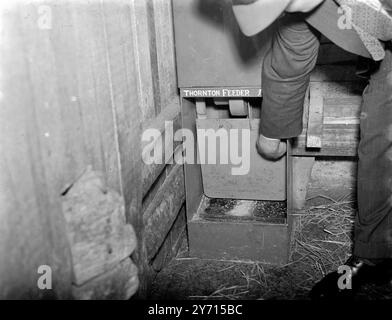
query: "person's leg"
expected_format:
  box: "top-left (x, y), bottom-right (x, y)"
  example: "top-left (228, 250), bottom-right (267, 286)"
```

top-left (355, 47), bottom-right (392, 259)
top-left (259, 13), bottom-right (320, 141)
top-left (310, 48), bottom-right (392, 300)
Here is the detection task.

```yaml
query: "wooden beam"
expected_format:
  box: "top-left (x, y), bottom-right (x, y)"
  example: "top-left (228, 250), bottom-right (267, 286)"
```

top-left (293, 124), bottom-right (359, 157)
top-left (142, 145), bottom-right (183, 210)
top-left (142, 106), bottom-right (182, 196)
top-left (143, 162), bottom-right (185, 261)
top-left (292, 157), bottom-right (315, 210)
top-left (100, 0), bottom-right (144, 297)
top-left (151, 206), bottom-right (186, 272)
top-left (150, 0), bottom-right (178, 114)
top-left (306, 83), bottom-right (324, 149)
top-left (142, 98), bottom-right (181, 138)
top-left (130, 0), bottom-right (156, 121)
top-left (295, 81), bottom-right (362, 157)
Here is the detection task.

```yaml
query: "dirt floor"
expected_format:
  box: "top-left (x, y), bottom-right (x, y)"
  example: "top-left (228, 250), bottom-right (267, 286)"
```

top-left (149, 199), bottom-right (392, 300)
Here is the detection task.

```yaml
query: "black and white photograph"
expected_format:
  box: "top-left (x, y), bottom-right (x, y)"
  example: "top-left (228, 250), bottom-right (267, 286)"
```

top-left (0, 0), bottom-right (392, 306)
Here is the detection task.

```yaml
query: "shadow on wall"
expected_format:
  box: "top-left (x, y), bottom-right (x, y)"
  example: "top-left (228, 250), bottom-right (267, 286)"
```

top-left (195, 0), bottom-right (274, 64)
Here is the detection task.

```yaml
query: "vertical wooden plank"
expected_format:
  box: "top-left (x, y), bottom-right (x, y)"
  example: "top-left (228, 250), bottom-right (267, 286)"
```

top-left (0, 0), bottom-right (181, 299)
top-left (146, 0), bottom-right (162, 115)
top-left (0, 2), bottom-right (73, 298)
top-left (286, 140), bottom-right (295, 257)
top-left (306, 83), bottom-right (324, 149)
top-left (17, 0), bottom-right (122, 192)
top-left (16, 0), bottom-right (124, 295)
top-left (130, 0), bottom-right (156, 121)
top-left (151, 206), bottom-right (187, 272)
top-left (68, 0), bottom-right (123, 192)
top-left (0, 0), bottom-right (133, 299)
top-left (19, 1), bottom-right (87, 192)
top-left (181, 98), bottom-right (204, 221)
top-left (100, 0), bottom-right (145, 294)
top-left (152, 0), bottom-right (178, 114)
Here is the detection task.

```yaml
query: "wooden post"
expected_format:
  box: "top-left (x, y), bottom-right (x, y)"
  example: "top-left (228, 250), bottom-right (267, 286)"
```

top-left (306, 83), bottom-right (324, 149)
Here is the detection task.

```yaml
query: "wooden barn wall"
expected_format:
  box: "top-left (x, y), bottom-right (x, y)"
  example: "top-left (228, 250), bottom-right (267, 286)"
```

top-left (133, 0), bottom-right (185, 296)
top-left (0, 0), bottom-right (184, 299)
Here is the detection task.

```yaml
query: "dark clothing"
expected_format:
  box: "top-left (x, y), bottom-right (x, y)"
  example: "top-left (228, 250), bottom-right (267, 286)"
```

top-left (261, 14), bottom-right (392, 258)
top-left (260, 14), bottom-right (319, 139)
top-left (305, 0), bottom-right (371, 59)
top-left (260, 0), bottom-right (378, 140)
top-left (355, 49), bottom-right (392, 258)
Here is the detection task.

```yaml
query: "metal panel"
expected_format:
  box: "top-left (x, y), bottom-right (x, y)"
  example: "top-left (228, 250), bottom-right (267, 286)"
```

top-left (196, 118), bottom-right (286, 201)
top-left (188, 220), bottom-right (289, 265)
top-left (173, 0), bottom-right (274, 88)
top-left (181, 98), bottom-right (205, 221)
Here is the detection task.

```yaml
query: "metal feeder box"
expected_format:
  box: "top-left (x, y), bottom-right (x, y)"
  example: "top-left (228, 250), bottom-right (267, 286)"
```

top-left (173, 0), bottom-right (294, 265)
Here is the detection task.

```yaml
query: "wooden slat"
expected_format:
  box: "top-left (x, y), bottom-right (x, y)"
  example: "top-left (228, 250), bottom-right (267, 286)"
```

top-left (323, 96), bottom-right (362, 124)
top-left (101, 0), bottom-right (142, 220)
top-left (143, 163), bottom-right (185, 260)
top-left (142, 145), bottom-right (183, 209)
top-left (69, 1), bottom-right (122, 192)
top-left (141, 98), bottom-right (181, 150)
top-left (100, 0), bottom-right (145, 295)
top-left (0, 3), bottom-right (75, 299)
top-left (152, 0), bottom-right (178, 112)
top-left (0, 0), bottom-right (182, 299)
top-left (292, 157), bottom-right (315, 210)
top-left (141, 103), bottom-right (182, 196)
top-left (151, 206), bottom-right (186, 272)
top-left (293, 124), bottom-right (360, 157)
top-left (296, 80), bottom-right (363, 156)
top-left (0, 0), bottom-right (151, 299)
top-left (130, 0), bottom-right (156, 121)
top-left (143, 161), bottom-right (176, 211)
top-left (306, 83), bottom-right (324, 148)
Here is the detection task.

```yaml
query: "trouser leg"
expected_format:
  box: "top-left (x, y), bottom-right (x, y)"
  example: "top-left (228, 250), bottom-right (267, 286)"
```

top-left (260, 14), bottom-right (320, 139)
top-left (354, 48), bottom-right (392, 259)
